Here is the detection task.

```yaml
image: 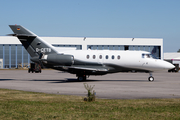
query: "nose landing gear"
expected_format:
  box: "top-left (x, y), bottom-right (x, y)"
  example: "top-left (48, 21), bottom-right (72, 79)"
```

top-left (148, 72), bottom-right (154, 82)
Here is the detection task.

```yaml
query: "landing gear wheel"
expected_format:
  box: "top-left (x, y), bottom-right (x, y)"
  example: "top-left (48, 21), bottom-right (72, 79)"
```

top-left (148, 76), bottom-right (154, 82)
top-left (77, 75), bottom-right (86, 81)
top-left (78, 76), bottom-right (84, 81)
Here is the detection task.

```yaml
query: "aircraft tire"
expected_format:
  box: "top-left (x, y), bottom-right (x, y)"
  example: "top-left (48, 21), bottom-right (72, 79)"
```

top-left (148, 76), bottom-right (154, 82)
top-left (78, 76), bottom-right (84, 81)
top-left (78, 75), bottom-right (86, 81)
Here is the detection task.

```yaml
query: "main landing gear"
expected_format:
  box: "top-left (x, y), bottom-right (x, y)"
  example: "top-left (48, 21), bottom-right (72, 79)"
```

top-left (77, 75), bottom-right (87, 81)
top-left (148, 72), bottom-right (154, 82)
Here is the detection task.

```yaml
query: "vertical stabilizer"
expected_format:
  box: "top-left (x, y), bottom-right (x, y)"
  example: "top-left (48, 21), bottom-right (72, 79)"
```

top-left (9, 25), bottom-right (57, 57)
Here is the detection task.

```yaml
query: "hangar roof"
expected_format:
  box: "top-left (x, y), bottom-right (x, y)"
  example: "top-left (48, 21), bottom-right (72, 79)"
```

top-left (0, 36), bottom-right (163, 46)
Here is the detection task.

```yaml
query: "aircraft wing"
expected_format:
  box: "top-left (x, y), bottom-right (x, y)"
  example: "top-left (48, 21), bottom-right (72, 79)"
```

top-left (68, 66), bottom-right (108, 71)
top-left (53, 65), bottom-right (109, 72)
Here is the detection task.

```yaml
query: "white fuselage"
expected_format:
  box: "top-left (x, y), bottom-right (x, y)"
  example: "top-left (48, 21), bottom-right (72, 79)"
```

top-left (58, 49), bottom-right (174, 72)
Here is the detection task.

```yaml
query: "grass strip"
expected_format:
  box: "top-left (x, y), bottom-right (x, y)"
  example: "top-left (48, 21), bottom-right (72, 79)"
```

top-left (0, 88), bottom-right (179, 120)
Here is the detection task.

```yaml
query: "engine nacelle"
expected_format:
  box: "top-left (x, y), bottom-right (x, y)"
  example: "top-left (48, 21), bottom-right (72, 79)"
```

top-left (46, 54), bottom-right (74, 66)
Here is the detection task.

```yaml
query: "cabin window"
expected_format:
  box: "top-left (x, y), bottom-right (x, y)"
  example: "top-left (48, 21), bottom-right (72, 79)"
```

top-left (87, 55), bottom-right (90, 59)
top-left (112, 55), bottom-right (115, 59)
top-left (142, 54), bottom-right (144, 58)
top-left (146, 54), bottom-right (150, 58)
top-left (142, 54), bottom-right (150, 58)
top-left (117, 55), bottom-right (120, 60)
top-left (99, 55), bottom-right (102, 59)
top-left (151, 54), bottom-right (158, 59)
top-left (93, 55), bottom-right (96, 59)
top-left (105, 55), bottom-right (108, 59)
top-left (142, 53), bottom-right (158, 59)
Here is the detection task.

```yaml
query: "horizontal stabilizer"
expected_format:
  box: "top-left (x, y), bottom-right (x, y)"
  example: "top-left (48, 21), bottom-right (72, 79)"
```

top-left (7, 34), bottom-right (36, 37)
top-left (9, 25), bottom-right (36, 36)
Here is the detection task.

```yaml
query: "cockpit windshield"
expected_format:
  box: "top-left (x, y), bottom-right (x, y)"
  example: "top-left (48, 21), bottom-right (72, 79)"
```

top-left (142, 53), bottom-right (158, 59)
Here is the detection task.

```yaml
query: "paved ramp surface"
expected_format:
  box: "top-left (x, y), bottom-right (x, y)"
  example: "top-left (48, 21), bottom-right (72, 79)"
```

top-left (0, 70), bottom-right (179, 99)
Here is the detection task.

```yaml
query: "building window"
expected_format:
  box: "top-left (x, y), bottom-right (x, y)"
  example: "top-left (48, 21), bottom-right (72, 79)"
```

top-left (140, 46), bottom-right (144, 51)
top-left (124, 46), bottom-right (129, 50)
top-left (53, 44), bottom-right (82, 50)
top-left (11, 45), bottom-right (16, 68)
top-left (98, 45), bottom-right (103, 50)
top-left (129, 46), bottom-right (134, 50)
top-left (145, 46), bottom-right (149, 52)
top-left (114, 45), bottom-right (119, 50)
top-left (150, 46), bottom-right (161, 59)
top-left (134, 46), bottom-right (139, 50)
top-left (109, 45), bottom-right (113, 50)
top-left (104, 45), bottom-right (108, 50)
top-left (4, 45), bottom-right (9, 68)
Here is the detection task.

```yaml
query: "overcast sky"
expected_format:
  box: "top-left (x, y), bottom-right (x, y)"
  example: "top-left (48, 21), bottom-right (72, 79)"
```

top-left (0, 0), bottom-right (180, 52)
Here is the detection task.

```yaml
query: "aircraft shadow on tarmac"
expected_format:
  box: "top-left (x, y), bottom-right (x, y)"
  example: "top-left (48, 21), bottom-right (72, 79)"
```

top-left (0, 79), bottom-right (14, 81)
top-left (29, 79), bottom-right (147, 83)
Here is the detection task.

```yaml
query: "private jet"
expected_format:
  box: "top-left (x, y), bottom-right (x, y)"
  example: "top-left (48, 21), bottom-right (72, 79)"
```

top-left (8, 25), bottom-right (175, 82)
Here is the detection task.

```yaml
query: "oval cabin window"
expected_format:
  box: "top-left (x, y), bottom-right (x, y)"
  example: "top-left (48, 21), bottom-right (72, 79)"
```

top-left (99, 55), bottom-right (102, 59)
top-left (106, 55), bottom-right (108, 59)
top-left (87, 55), bottom-right (90, 59)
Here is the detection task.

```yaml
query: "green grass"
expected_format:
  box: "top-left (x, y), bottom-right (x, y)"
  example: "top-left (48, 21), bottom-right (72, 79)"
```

top-left (0, 89), bottom-right (180, 120)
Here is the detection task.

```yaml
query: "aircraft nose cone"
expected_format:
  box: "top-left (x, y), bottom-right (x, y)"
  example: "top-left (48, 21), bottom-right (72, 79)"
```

top-left (164, 62), bottom-right (175, 70)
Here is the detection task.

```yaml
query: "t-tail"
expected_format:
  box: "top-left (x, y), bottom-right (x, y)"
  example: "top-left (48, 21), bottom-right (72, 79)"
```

top-left (9, 25), bottom-right (57, 58)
